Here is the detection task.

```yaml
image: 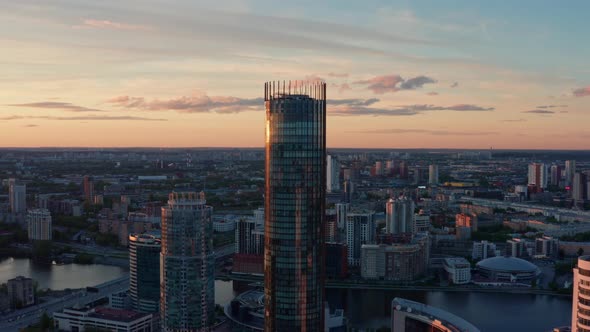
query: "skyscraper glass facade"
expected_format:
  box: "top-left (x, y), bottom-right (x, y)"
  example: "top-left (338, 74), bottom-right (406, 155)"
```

top-left (160, 192), bottom-right (215, 332)
top-left (264, 81), bottom-right (326, 331)
top-left (129, 233), bottom-right (161, 313)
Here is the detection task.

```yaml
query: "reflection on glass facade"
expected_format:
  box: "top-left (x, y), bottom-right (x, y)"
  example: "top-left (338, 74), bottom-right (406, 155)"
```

top-left (264, 81), bottom-right (326, 331)
top-left (160, 192), bottom-right (215, 332)
top-left (129, 233), bottom-right (161, 313)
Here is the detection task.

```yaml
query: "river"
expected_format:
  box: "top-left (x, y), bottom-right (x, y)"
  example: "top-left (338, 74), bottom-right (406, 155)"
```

top-left (0, 257), bottom-right (127, 290)
top-left (1, 258), bottom-right (572, 331)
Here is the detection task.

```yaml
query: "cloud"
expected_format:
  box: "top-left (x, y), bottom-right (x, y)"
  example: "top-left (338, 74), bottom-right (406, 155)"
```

top-left (573, 86), bottom-right (590, 97)
top-left (451, 82), bottom-right (459, 88)
top-left (501, 119), bottom-right (527, 122)
top-left (354, 74), bottom-right (436, 94)
top-left (427, 92), bottom-right (439, 96)
top-left (0, 115), bottom-right (165, 121)
top-left (522, 109), bottom-right (555, 114)
top-left (329, 103), bottom-right (494, 116)
top-left (327, 72), bottom-right (349, 78)
top-left (330, 83), bottom-right (352, 93)
top-left (328, 98), bottom-right (380, 106)
top-left (22, 124), bottom-right (38, 128)
top-left (304, 75), bottom-right (325, 82)
top-left (77, 19), bottom-right (152, 31)
top-left (8, 102), bottom-right (105, 112)
top-left (536, 105), bottom-right (567, 108)
top-left (351, 128), bottom-right (497, 136)
top-left (399, 76), bottom-right (437, 90)
top-left (107, 94), bottom-right (263, 114)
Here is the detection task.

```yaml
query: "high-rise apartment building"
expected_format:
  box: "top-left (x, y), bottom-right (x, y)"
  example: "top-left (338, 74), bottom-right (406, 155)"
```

top-left (572, 255), bottom-right (590, 332)
top-left (263, 81), bottom-right (326, 332)
top-left (566, 160), bottom-right (576, 187)
top-left (428, 164), bottom-right (439, 185)
top-left (235, 218), bottom-right (261, 255)
top-left (160, 191), bottom-right (215, 332)
top-left (528, 163), bottom-right (548, 190)
top-left (550, 164), bottom-right (562, 187)
top-left (27, 209), bottom-right (52, 241)
top-left (327, 154), bottom-right (340, 193)
top-left (83, 175), bottom-right (94, 203)
top-left (129, 233), bottom-right (160, 313)
top-left (335, 202), bottom-right (350, 231)
top-left (573, 172), bottom-right (588, 206)
top-left (9, 179), bottom-right (26, 214)
top-left (346, 211), bottom-right (376, 266)
top-left (385, 197), bottom-right (415, 235)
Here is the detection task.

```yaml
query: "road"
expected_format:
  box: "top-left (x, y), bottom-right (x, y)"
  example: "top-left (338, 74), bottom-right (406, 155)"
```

top-left (0, 277), bottom-right (129, 332)
top-left (225, 273), bottom-right (572, 297)
top-left (54, 242), bottom-right (234, 260)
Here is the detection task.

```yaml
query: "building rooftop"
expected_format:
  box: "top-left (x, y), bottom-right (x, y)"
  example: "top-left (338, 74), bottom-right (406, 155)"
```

top-left (392, 298), bottom-right (480, 332)
top-left (476, 256), bottom-right (540, 274)
top-left (88, 307), bottom-right (151, 323)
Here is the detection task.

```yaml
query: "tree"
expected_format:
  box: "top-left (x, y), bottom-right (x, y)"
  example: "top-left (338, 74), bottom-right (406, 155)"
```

top-left (40, 311), bottom-right (53, 331)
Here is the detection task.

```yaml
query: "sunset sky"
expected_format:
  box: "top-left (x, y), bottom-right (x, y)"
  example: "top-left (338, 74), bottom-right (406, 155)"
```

top-left (1, 0), bottom-right (589, 149)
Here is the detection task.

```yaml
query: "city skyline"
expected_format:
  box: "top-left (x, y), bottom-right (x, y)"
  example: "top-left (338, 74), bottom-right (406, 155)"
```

top-left (1, 0), bottom-right (589, 149)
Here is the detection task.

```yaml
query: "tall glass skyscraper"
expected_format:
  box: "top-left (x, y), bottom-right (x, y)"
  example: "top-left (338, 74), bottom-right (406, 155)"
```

top-left (160, 192), bottom-right (215, 332)
top-left (263, 81), bottom-right (326, 331)
top-left (129, 233), bottom-right (160, 313)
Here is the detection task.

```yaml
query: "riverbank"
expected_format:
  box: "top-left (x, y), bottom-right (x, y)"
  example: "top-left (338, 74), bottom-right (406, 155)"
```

top-left (222, 273), bottom-right (572, 297)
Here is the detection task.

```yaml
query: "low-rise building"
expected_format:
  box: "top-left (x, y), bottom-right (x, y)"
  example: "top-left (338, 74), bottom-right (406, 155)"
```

top-left (7, 276), bottom-right (35, 309)
top-left (443, 258), bottom-right (471, 284)
top-left (360, 234), bottom-right (429, 282)
top-left (535, 236), bottom-right (559, 258)
top-left (472, 241), bottom-right (497, 261)
top-left (54, 306), bottom-right (154, 332)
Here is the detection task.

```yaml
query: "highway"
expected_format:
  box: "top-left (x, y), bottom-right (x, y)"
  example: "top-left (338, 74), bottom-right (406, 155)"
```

top-left (0, 277), bottom-right (129, 332)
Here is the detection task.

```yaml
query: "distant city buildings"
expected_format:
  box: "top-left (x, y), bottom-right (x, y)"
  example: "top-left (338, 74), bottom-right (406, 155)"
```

top-left (428, 164), bottom-right (439, 186)
top-left (385, 197), bottom-right (415, 236)
top-left (565, 160), bottom-right (576, 187)
top-left (335, 202), bottom-right (350, 231)
top-left (573, 172), bottom-right (589, 206)
top-left (160, 191), bottom-right (215, 332)
top-left (443, 258), bottom-right (471, 284)
top-left (83, 175), bottom-right (94, 203)
top-left (550, 164), bottom-right (562, 187)
top-left (535, 236), bottom-right (559, 258)
top-left (528, 162), bottom-right (548, 192)
top-left (413, 211), bottom-right (431, 234)
top-left (360, 234), bottom-right (429, 281)
top-left (472, 240), bottom-right (497, 261)
top-left (9, 178), bottom-right (26, 214)
top-left (129, 233), bottom-right (160, 313)
top-left (327, 154), bottom-right (341, 193)
top-left (27, 209), bottom-right (52, 241)
top-left (476, 256), bottom-right (540, 283)
top-left (346, 211), bottom-right (376, 266)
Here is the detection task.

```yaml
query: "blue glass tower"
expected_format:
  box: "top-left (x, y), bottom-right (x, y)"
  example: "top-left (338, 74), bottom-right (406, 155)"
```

top-left (129, 233), bottom-right (161, 313)
top-left (264, 81), bottom-right (326, 331)
top-left (160, 191), bottom-right (215, 332)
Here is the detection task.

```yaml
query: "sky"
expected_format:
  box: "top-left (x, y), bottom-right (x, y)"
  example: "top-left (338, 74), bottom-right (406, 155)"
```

top-left (0, 0), bottom-right (589, 149)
